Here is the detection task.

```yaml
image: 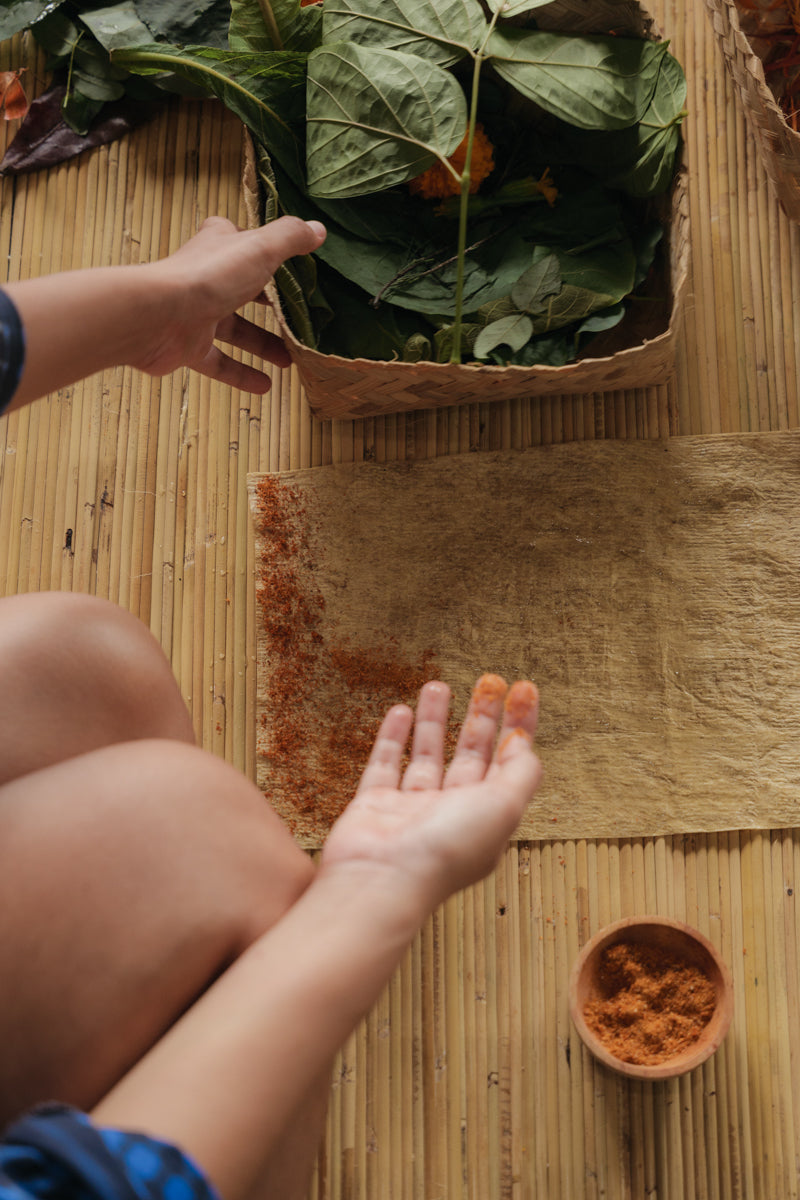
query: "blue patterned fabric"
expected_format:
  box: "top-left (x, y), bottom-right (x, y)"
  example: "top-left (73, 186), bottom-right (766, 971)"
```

top-left (0, 290), bottom-right (24, 416)
top-left (0, 1105), bottom-right (220, 1200)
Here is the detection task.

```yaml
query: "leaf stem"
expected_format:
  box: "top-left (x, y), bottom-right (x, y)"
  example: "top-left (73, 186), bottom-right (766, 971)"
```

top-left (450, 8), bottom-right (502, 365)
top-left (257, 0), bottom-right (284, 50)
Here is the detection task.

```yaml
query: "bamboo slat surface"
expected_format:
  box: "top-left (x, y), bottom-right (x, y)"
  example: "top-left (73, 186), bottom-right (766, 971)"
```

top-left (1, 1), bottom-right (800, 1196)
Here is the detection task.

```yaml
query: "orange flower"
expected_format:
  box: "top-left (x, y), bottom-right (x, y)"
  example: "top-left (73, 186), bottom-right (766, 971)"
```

top-left (409, 123), bottom-right (495, 200)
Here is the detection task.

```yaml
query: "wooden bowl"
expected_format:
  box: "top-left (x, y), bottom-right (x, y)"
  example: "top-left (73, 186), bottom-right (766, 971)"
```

top-left (568, 916), bottom-right (733, 1080)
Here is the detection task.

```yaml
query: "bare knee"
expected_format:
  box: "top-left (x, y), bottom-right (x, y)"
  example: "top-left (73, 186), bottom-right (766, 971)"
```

top-left (0, 739), bottom-right (313, 1118)
top-left (0, 592), bottom-right (194, 784)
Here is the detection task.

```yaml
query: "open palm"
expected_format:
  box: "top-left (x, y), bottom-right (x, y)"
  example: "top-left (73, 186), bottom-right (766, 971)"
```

top-left (321, 676), bottom-right (542, 911)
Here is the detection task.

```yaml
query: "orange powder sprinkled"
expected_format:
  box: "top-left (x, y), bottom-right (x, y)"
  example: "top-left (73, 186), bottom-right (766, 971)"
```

top-left (409, 123), bottom-right (495, 201)
top-left (583, 942), bottom-right (717, 1065)
top-left (253, 477), bottom-right (453, 835)
top-left (505, 680), bottom-right (539, 723)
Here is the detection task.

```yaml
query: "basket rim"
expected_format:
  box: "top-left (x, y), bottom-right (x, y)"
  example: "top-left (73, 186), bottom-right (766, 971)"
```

top-left (269, 164), bottom-right (690, 384)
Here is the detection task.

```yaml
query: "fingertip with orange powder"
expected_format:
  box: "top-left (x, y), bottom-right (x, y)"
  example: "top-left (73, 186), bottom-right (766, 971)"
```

top-left (471, 673), bottom-right (508, 715)
top-left (504, 680), bottom-right (539, 724)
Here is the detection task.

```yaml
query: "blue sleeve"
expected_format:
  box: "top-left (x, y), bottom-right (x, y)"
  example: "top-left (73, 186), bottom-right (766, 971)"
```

top-left (0, 290), bottom-right (25, 416)
top-left (0, 1104), bottom-right (220, 1200)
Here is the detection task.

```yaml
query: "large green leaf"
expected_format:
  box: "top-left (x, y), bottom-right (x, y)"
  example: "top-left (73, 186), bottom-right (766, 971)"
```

top-left (486, 29), bottom-right (667, 130)
top-left (0, 0), bottom-right (62, 42)
top-left (229, 0), bottom-right (322, 53)
top-left (311, 215), bottom-right (543, 315)
top-left (135, 0), bottom-right (231, 50)
top-left (306, 42), bottom-right (467, 198)
top-left (321, 0), bottom-right (487, 68)
top-left (548, 52), bottom-right (686, 196)
top-left (604, 52), bottom-right (686, 195)
top-left (113, 44), bottom-right (306, 168)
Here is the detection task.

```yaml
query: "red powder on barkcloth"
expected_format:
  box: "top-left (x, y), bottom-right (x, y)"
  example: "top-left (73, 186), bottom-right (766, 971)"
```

top-left (253, 477), bottom-right (455, 835)
top-left (583, 941), bottom-right (717, 1065)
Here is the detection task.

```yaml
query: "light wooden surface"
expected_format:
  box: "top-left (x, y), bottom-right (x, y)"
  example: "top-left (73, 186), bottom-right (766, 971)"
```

top-left (2, 1), bottom-right (800, 1196)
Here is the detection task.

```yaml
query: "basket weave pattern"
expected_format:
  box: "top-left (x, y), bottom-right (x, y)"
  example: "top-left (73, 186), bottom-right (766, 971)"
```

top-left (249, 0), bottom-right (690, 420)
top-left (704, 0), bottom-right (800, 221)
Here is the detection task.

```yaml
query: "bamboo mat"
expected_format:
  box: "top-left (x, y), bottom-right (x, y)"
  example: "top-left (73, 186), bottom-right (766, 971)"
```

top-left (2, 1), bottom-right (800, 1196)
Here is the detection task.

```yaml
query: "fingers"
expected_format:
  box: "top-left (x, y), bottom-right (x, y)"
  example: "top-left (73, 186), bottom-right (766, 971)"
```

top-left (486, 680), bottom-right (540, 781)
top-left (443, 674), bottom-right (508, 789)
top-left (401, 681), bottom-right (450, 792)
top-left (214, 313), bottom-right (292, 369)
top-left (355, 704), bottom-right (414, 796)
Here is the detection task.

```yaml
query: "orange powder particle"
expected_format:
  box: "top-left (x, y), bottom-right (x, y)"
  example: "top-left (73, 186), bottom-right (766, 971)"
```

top-left (409, 123), bottom-right (495, 201)
top-left (583, 941), bottom-right (717, 1066)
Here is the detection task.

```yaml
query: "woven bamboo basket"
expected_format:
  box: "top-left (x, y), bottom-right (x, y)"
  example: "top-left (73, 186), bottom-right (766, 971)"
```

top-left (704, 0), bottom-right (800, 222)
top-left (244, 0), bottom-right (690, 420)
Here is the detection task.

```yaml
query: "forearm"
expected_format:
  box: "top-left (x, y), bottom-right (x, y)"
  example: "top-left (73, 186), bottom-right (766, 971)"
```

top-left (92, 861), bottom-right (429, 1200)
top-left (2, 265), bottom-right (166, 406)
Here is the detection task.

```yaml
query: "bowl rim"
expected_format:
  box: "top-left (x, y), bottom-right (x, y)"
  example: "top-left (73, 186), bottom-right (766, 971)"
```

top-left (568, 915), bottom-right (734, 1080)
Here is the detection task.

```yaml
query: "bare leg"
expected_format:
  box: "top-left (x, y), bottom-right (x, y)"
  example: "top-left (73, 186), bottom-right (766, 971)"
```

top-left (0, 591), bottom-right (195, 786)
top-left (0, 592), bottom-right (331, 1195)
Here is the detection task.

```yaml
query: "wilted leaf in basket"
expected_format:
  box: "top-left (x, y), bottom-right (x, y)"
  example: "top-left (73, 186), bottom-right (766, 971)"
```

top-left (306, 43), bottom-right (467, 197)
top-left (485, 29), bottom-right (668, 129)
top-left (321, 0), bottom-right (487, 66)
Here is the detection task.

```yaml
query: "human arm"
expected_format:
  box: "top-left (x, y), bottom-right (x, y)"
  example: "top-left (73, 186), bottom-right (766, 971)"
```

top-left (0, 215), bottom-right (325, 408)
top-left (91, 675), bottom-right (542, 1200)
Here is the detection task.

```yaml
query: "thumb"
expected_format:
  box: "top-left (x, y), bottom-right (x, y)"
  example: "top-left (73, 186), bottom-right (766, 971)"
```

top-left (253, 216), bottom-right (326, 277)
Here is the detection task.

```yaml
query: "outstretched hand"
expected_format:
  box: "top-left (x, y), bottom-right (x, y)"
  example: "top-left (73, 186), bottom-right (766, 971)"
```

top-left (321, 675), bottom-right (542, 912)
top-left (133, 215), bottom-right (326, 392)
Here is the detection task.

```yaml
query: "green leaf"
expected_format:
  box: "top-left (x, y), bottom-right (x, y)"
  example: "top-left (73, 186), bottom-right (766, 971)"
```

top-left (474, 313), bottom-right (534, 359)
top-left (604, 53), bottom-right (686, 195)
top-left (315, 264), bottom-right (433, 359)
top-left (529, 242), bottom-right (635, 332)
top-left (486, 29), bottom-right (667, 130)
top-left (511, 249), bottom-right (561, 314)
top-left (306, 42), bottom-right (467, 198)
top-left (61, 86), bottom-right (104, 134)
top-left (484, 0), bottom-right (554, 14)
top-left (321, 0), bottom-right (487, 68)
top-left (31, 8), bottom-right (81, 58)
top-left (135, 0), bottom-right (232, 50)
top-left (576, 301), bottom-right (625, 336)
top-left (70, 69), bottom-right (125, 101)
top-left (489, 331), bottom-right (574, 367)
top-left (433, 322), bottom-right (481, 362)
top-left (113, 44), bottom-right (307, 169)
top-left (230, 0), bottom-right (323, 52)
top-left (80, 4), bottom-right (153, 53)
top-left (0, 0), bottom-right (62, 41)
top-left (549, 52), bottom-right (686, 197)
